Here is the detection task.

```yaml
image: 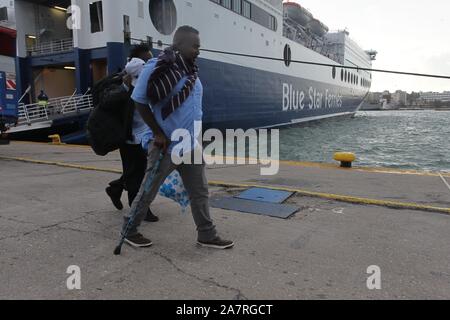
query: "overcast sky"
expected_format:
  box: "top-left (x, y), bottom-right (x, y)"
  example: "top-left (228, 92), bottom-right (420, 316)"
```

top-left (288, 0), bottom-right (450, 93)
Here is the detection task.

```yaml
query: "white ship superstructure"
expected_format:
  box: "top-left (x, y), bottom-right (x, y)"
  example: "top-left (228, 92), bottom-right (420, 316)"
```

top-left (11, 0), bottom-right (376, 138)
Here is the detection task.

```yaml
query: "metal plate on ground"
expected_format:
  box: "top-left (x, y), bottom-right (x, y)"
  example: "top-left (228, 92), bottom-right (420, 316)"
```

top-left (236, 187), bottom-right (294, 204)
top-left (210, 197), bottom-right (299, 219)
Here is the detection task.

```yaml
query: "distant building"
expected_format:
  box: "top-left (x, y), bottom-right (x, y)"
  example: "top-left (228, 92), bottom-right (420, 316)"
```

top-left (419, 91), bottom-right (450, 102)
top-left (391, 90), bottom-right (407, 106)
top-left (367, 92), bottom-right (382, 103)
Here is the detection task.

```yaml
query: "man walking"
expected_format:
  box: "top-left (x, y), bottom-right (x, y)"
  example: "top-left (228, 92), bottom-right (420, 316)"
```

top-left (106, 44), bottom-right (159, 222)
top-left (121, 26), bottom-right (234, 250)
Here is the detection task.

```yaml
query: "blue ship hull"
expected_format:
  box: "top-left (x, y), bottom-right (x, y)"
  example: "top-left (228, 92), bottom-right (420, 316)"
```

top-left (198, 58), bottom-right (364, 130)
top-left (11, 51), bottom-right (366, 142)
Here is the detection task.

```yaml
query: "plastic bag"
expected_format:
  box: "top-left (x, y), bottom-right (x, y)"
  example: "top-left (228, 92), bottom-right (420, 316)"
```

top-left (159, 171), bottom-right (190, 214)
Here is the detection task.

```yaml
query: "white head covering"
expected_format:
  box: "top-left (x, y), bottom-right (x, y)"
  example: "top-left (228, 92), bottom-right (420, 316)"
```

top-left (125, 57), bottom-right (146, 87)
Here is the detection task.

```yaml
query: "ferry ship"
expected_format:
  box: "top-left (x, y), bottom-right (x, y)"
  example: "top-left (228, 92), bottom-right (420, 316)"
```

top-left (0, 0), bottom-right (17, 133)
top-left (8, 0), bottom-right (376, 141)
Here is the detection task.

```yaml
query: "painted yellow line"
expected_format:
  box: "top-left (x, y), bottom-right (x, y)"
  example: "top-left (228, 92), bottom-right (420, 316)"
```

top-left (11, 140), bottom-right (92, 149)
top-left (209, 180), bottom-right (450, 216)
top-left (0, 156), bottom-right (122, 174)
top-left (8, 141), bottom-right (450, 178)
top-left (1, 155), bottom-right (449, 216)
top-left (216, 155), bottom-right (450, 178)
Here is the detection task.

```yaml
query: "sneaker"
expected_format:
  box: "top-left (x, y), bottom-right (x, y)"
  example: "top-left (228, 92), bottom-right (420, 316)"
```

top-left (106, 186), bottom-right (123, 210)
top-left (124, 233), bottom-right (153, 248)
top-left (144, 209), bottom-right (159, 223)
top-left (198, 237), bottom-right (234, 250)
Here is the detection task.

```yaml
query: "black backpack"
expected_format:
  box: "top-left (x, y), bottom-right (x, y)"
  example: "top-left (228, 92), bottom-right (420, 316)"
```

top-left (87, 72), bottom-right (129, 156)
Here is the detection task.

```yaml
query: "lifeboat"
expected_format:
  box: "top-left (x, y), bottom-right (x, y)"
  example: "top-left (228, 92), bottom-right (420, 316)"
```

top-left (283, 2), bottom-right (313, 27)
top-left (308, 18), bottom-right (329, 37)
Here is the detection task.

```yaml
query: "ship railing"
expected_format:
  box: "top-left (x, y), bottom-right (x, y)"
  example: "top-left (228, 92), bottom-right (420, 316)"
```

top-left (28, 38), bottom-right (74, 56)
top-left (59, 93), bottom-right (93, 115)
top-left (283, 19), bottom-right (342, 64)
top-left (17, 94), bottom-right (93, 126)
top-left (17, 102), bottom-right (49, 124)
top-left (60, 89), bottom-right (92, 114)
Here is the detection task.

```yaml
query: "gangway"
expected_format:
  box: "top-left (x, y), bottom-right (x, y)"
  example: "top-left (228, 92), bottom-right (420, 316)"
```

top-left (6, 92), bottom-right (93, 134)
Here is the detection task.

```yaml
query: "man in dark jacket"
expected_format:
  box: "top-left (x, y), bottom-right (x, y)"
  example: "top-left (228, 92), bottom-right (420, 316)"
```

top-left (106, 44), bottom-right (159, 222)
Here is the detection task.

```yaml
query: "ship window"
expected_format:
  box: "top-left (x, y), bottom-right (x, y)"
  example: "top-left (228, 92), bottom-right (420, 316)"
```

top-left (210, 0), bottom-right (275, 31)
top-left (341, 69), bottom-right (344, 81)
top-left (251, 3), bottom-right (276, 31)
top-left (149, 0), bottom-right (177, 35)
top-left (283, 44), bottom-right (291, 67)
top-left (90, 1), bottom-right (104, 33)
top-left (345, 70), bottom-right (348, 82)
top-left (332, 66), bottom-right (336, 79)
top-left (269, 16), bottom-right (277, 31)
top-left (138, 0), bottom-right (144, 18)
top-left (232, 0), bottom-right (241, 14)
top-left (0, 7), bottom-right (7, 21)
top-left (221, 0), bottom-right (231, 9)
top-left (242, 0), bottom-right (251, 19)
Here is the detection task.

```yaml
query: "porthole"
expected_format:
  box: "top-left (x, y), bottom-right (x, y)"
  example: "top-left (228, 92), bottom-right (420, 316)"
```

top-left (149, 0), bottom-right (177, 35)
top-left (283, 44), bottom-right (292, 67)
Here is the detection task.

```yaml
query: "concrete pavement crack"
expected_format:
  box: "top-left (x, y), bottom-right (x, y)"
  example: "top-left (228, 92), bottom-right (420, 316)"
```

top-left (153, 251), bottom-right (248, 300)
top-left (0, 210), bottom-right (104, 242)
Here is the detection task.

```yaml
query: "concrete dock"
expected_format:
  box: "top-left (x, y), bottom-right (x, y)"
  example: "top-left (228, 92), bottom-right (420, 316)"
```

top-left (1, 141), bottom-right (449, 300)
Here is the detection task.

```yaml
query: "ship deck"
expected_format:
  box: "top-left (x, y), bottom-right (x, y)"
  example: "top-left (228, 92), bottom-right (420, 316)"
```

top-left (1, 141), bottom-right (449, 299)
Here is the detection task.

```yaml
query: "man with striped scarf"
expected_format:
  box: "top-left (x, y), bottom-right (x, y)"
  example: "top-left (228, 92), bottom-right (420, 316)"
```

top-left (120, 26), bottom-right (234, 250)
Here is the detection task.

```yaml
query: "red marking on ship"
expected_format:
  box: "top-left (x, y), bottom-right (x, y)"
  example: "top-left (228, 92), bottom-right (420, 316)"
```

top-left (6, 79), bottom-right (16, 91)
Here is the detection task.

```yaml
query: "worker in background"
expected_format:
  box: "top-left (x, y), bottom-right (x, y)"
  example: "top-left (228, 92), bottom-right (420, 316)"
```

top-left (37, 89), bottom-right (49, 118)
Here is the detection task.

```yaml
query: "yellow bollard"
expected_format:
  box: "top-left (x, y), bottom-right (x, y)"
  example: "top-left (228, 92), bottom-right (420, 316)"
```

top-left (334, 152), bottom-right (356, 168)
top-left (48, 134), bottom-right (64, 145)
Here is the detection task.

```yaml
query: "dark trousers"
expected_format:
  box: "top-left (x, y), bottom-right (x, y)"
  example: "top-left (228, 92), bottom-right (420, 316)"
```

top-left (109, 144), bottom-right (148, 207)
